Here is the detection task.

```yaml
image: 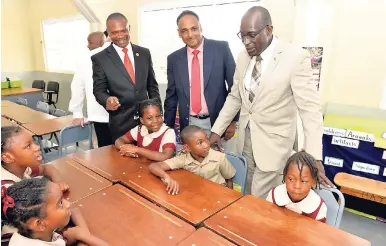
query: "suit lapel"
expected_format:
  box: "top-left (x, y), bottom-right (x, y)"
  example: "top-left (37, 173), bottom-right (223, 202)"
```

top-left (251, 40), bottom-right (283, 106)
top-left (177, 47), bottom-right (190, 100)
top-left (132, 44), bottom-right (142, 86)
top-left (107, 44), bottom-right (134, 85)
top-left (203, 39), bottom-right (213, 89)
top-left (238, 52), bottom-right (253, 108)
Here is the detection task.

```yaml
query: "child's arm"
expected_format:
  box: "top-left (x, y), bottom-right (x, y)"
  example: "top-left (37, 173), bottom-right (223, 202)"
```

top-left (63, 226), bottom-right (110, 246)
top-left (114, 134), bottom-right (132, 149)
top-left (132, 147), bottom-right (175, 162)
top-left (36, 165), bottom-right (69, 192)
top-left (148, 162), bottom-right (179, 195)
top-left (225, 179), bottom-right (233, 189)
top-left (115, 133), bottom-right (138, 158)
top-left (70, 208), bottom-right (89, 232)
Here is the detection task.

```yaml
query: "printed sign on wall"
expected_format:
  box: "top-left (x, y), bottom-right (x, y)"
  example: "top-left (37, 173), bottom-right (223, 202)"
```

top-left (331, 136), bottom-right (359, 149)
top-left (352, 162), bottom-right (380, 175)
top-left (324, 157), bottom-right (344, 167)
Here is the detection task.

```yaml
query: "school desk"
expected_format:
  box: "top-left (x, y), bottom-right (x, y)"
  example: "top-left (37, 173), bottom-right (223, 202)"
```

top-left (69, 145), bottom-right (150, 182)
top-left (48, 156), bottom-right (111, 203)
top-left (1, 100), bottom-right (19, 107)
top-left (177, 227), bottom-right (235, 246)
top-left (71, 184), bottom-right (195, 246)
top-left (1, 103), bottom-right (55, 124)
top-left (204, 195), bottom-right (371, 246)
top-left (1, 117), bottom-right (16, 127)
top-left (22, 115), bottom-right (73, 136)
top-left (122, 168), bottom-right (242, 226)
top-left (1, 87), bottom-right (44, 110)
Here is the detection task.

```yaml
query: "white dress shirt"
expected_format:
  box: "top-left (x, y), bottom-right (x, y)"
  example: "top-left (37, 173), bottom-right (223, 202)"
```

top-left (68, 43), bottom-right (110, 123)
top-left (244, 36), bottom-right (277, 91)
top-left (112, 42), bottom-right (135, 73)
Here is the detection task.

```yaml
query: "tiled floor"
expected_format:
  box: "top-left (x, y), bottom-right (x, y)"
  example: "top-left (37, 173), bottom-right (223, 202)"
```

top-left (340, 210), bottom-right (386, 246)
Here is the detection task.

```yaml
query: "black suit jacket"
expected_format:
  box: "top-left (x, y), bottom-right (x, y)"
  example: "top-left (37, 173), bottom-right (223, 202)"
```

top-left (164, 38), bottom-right (238, 131)
top-left (92, 43), bottom-right (160, 141)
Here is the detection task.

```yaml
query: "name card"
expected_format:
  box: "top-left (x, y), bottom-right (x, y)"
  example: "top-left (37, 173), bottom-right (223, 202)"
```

top-left (352, 162), bottom-right (380, 175)
top-left (324, 157), bottom-right (344, 167)
top-left (323, 127), bottom-right (346, 137)
top-left (345, 130), bottom-right (374, 142)
top-left (382, 151), bottom-right (386, 160)
top-left (331, 136), bottom-right (359, 149)
top-left (384, 168), bottom-right (386, 177)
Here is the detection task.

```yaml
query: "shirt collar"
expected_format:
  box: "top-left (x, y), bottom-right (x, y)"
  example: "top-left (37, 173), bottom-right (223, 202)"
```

top-left (184, 148), bottom-right (218, 166)
top-left (187, 38), bottom-right (204, 55)
top-left (273, 184), bottom-right (322, 213)
top-left (113, 42), bottom-right (132, 54)
top-left (260, 36), bottom-right (277, 61)
top-left (1, 166), bottom-right (23, 182)
top-left (139, 124), bottom-right (168, 139)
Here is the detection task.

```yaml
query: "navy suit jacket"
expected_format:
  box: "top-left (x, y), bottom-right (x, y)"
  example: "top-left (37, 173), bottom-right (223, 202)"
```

top-left (164, 38), bottom-right (238, 131)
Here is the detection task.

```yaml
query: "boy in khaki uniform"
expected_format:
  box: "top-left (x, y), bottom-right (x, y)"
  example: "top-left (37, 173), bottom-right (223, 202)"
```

top-left (149, 125), bottom-right (236, 195)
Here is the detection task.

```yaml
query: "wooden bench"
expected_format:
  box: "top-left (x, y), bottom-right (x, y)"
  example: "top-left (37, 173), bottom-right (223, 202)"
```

top-left (334, 172), bottom-right (386, 205)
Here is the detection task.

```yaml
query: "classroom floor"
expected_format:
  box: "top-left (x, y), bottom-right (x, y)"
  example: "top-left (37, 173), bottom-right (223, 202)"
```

top-left (340, 211), bottom-right (385, 246)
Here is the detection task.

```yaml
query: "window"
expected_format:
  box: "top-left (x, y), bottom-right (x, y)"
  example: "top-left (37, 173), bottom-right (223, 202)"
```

top-left (42, 15), bottom-right (90, 72)
top-left (139, 0), bottom-right (261, 84)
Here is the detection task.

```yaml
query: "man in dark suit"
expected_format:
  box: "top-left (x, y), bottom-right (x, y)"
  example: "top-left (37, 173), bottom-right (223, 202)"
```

top-left (164, 10), bottom-right (238, 140)
top-left (93, 13), bottom-right (160, 141)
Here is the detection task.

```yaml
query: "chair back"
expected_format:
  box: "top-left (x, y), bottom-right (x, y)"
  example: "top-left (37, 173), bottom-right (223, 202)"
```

top-left (315, 186), bottom-right (345, 228)
top-left (47, 81), bottom-right (59, 93)
top-left (225, 151), bottom-right (248, 195)
top-left (36, 101), bottom-right (50, 114)
top-left (59, 122), bottom-right (93, 157)
top-left (52, 109), bottom-right (66, 117)
top-left (16, 97), bottom-right (28, 106)
top-left (32, 80), bottom-right (46, 90)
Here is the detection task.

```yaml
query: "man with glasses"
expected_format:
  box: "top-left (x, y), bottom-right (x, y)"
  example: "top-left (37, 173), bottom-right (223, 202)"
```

top-left (210, 6), bottom-right (330, 198)
top-left (164, 10), bottom-right (238, 140)
top-left (92, 12), bottom-right (160, 142)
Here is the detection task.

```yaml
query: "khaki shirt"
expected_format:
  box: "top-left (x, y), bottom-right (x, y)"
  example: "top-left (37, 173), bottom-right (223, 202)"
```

top-left (165, 148), bottom-right (236, 185)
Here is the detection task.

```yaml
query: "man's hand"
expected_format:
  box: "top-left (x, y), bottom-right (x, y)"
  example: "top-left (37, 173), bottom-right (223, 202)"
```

top-left (106, 96), bottom-right (120, 111)
top-left (72, 118), bottom-right (84, 128)
top-left (223, 121), bottom-right (237, 141)
top-left (162, 176), bottom-right (179, 195)
top-left (209, 132), bottom-right (224, 151)
top-left (316, 160), bottom-right (335, 188)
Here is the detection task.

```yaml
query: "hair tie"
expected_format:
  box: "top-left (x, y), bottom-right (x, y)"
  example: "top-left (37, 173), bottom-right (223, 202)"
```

top-left (1, 186), bottom-right (14, 219)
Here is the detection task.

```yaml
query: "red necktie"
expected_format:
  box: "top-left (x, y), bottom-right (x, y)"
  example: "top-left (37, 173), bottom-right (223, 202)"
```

top-left (122, 48), bottom-right (136, 84)
top-left (191, 50), bottom-right (201, 114)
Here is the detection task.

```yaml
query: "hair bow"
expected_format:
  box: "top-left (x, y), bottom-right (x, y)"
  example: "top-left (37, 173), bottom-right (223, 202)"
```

top-left (1, 186), bottom-right (15, 219)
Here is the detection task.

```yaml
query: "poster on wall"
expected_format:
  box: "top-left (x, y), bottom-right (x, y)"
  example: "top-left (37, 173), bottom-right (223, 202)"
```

top-left (303, 47), bottom-right (323, 91)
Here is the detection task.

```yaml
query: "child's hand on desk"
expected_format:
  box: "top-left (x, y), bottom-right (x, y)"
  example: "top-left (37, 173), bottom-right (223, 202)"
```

top-left (119, 144), bottom-right (139, 158)
top-left (162, 176), bottom-right (179, 195)
top-left (56, 180), bottom-right (70, 192)
top-left (63, 226), bottom-right (90, 245)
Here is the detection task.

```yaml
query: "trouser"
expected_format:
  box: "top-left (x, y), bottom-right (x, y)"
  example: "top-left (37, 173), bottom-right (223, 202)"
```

top-left (93, 122), bottom-right (113, 148)
top-left (242, 125), bottom-right (282, 198)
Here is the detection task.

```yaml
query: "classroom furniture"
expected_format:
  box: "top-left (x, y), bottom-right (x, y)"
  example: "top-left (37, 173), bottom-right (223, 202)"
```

top-left (204, 195), bottom-right (371, 246)
top-left (315, 186), bottom-right (345, 228)
top-left (1, 117), bottom-right (16, 127)
top-left (1, 100), bottom-right (18, 107)
top-left (225, 152), bottom-right (248, 194)
top-left (36, 101), bottom-right (50, 114)
top-left (69, 145), bottom-right (150, 182)
top-left (44, 81), bottom-right (59, 108)
top-left (122, 168), bottom-right (242, 226)
top-left (177, 227), bottom-right (236, 246)
top-left (59, 122), bottom-right (94, 157)
top-left (1, 87), bottom-right (44, 110)
top-left (32, 80), bottom-right (46, 90)
top-left (49, 156), bottom-right (111, 203)
top-left (2, 103), bottom-right (55, 124)
top-left (71, 185), bottom-right (195, 246)
top-left (52, 108), bottom-right (66, 117)
top-left (16, 97), bottom-right (28, 106)
top-left (334, 172), bottom-right (386, 205)
top-left (323, 103), bottom-right (386, 182)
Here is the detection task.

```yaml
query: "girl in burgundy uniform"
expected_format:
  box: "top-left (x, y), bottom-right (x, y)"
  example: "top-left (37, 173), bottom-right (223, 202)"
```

top-left (266, 151), bottom-right (327, 223)
top-left (115, 99), bottom-right (176, 161)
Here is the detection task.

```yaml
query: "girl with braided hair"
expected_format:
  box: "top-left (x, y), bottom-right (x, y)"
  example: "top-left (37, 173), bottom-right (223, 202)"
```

top-left (266, 151), bottom-right (327, 223)
top-left (2, 178), bottom-right (109, 246)
top-left (114, 98), bottom-right (176, 161)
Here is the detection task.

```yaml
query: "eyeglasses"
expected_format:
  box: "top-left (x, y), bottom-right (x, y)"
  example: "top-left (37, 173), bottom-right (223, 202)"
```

top-left (237, 25), bottom-right (269, 42)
